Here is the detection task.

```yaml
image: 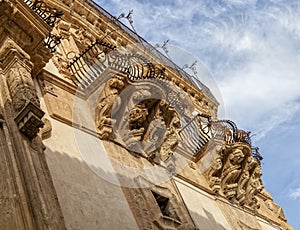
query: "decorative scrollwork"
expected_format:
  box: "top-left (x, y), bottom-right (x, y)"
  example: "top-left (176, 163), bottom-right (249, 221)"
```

top-left (67, 40), bottom-right (168, 89)
top-left (204, 145), bottom-right (264, 209)
top-left (44, 33), bottom-right (61, 53)
top-left (116, 10), bottom-right (134, 24)
top-left (180, 117), bottom-right (263, 164)
top-left (67, 40), bottom-right (116, 88)
top-left (182, 60), bottom-right (198, 76)
top-left (24, 0), bottom-right (63, 27)
top-left (252, 147), bottom-right (263, 165)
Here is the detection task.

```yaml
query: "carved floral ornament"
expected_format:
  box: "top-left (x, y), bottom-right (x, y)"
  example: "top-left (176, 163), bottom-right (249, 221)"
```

top-left (204, 143), bottom-right (264, 209)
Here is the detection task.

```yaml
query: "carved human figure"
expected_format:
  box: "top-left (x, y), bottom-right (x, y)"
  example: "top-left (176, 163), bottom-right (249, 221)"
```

top-left (120, 90), bottom-right (152, 152)
top-left (207, 155), bottom-right (223, 193)
top-left (129, 103), bottom-right (148, 130)
top-left (156, 115), bottom-right (181, 162)
top-left (245, 166), bottom-right (264, 208)
top-left (96, 76), bottom-right (125, 139)
top-left (122, 102), bottom-right (149, 153)
top-left (225, 127), bottom-right (233, 143)
top-left (221, 148), bottom-right (245, 199)
top-left (236, 156), bottom-right (257, 204)
top-left (144, 119), bottom-right (166, 153)
top-left (52, 53), bottom-right (69, 77)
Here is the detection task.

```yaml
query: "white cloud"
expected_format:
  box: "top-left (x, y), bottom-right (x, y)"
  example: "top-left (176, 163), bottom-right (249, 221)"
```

top-left (290, 188), bottom-right (300, 200)
top-left (97, 1), bottom-right (300, 227)
top-left (99, 0), bottom-right (300, 140)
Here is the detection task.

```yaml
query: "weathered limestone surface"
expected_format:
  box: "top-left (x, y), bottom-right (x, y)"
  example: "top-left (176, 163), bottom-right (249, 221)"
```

top-left (0, 0), bottom-right (294, 229)
top-left (174, 178), bottom-right (232, 230)
top-left (0, 1), bottom-right (65, 229)
top-left (40, 118), bottom-right (139, 230)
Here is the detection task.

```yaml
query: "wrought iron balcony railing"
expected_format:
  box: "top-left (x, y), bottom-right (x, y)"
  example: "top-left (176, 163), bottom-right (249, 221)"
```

top-left (44, 33), bottom-right (62, 53)
top-left (23, 0), bottom-right (63, 53)
top-left (175, 114), bottom-right (263, 165)
top-left (24, 0), bottom-right (63, 27)
top-left (67, 40), bottom-right (263, 164)
top-left (67, 0), bottom-right (217, 103)
top-left (64, 1), bottom-right (262, 165)
top-left (178, 115), bottom-right (211, 156)
top-left (180, 117), bottom-right (263, 164)
top-left (67, 41), bottom-right (116, 88)
top-left (67, 40), bottom-right (168, 89)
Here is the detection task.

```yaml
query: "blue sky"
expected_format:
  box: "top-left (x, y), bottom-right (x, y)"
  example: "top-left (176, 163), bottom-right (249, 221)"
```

top-left (97, 0), bottom-right (300, 228)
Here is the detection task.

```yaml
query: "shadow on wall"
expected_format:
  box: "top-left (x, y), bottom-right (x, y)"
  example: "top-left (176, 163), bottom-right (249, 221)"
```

top-left (193, 208), bottom-right (228, 230)
top-left (44, 146), bottom-right (228, 230)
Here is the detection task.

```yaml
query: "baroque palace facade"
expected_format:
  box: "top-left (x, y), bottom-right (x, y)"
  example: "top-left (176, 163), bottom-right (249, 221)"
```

top-left (0, 0), bottom-right (293, 229)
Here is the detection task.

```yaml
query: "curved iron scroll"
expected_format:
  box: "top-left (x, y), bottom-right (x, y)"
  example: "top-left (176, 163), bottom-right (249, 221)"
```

top-left (24, 0), bottom-right (63, 27)
top-left (67, 40), bottom-right (167, 89)
top-left (179, 116), bottom-right (263, 164)
top-left (252, 147), bottom-right (263, 165)
top-left (67, 40), bottom-right (116, 88)
top-left (44, 33), bottom-right (61, 53)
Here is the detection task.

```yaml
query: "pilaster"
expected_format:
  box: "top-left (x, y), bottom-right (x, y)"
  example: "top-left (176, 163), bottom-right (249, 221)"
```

top-left (0, 1), bottom-right (66, 229)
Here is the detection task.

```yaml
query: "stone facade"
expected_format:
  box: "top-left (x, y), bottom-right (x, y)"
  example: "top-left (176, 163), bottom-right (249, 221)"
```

top-left (0, 0), bottom-right (293, 229)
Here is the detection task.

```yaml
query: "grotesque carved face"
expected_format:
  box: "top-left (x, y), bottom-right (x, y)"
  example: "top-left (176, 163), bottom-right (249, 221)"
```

top-left (214, 158), bottom-right (223, 170)
top-left (229, 148), bottom-right (244, 164)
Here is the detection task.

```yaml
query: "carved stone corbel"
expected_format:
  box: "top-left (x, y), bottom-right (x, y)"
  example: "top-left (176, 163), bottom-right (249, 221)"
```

top-left (204, 143), bottom-right (263, 209)
top-left (95, 75), bottom-right (126, 139)
top-left (14, 101), bottom-right (44, 139)
top-left (221, 147), bottom-right (245, 199)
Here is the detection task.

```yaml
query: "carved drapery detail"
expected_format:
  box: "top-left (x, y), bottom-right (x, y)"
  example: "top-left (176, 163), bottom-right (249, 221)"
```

top-left (204, 144), bottom-right (264, 209)
top-left (221, 147), bottom-right (245, 199)
top-left (206, 155), bottom-right (223, 193)
top-left (151, 113), bottom-right (181, 163)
